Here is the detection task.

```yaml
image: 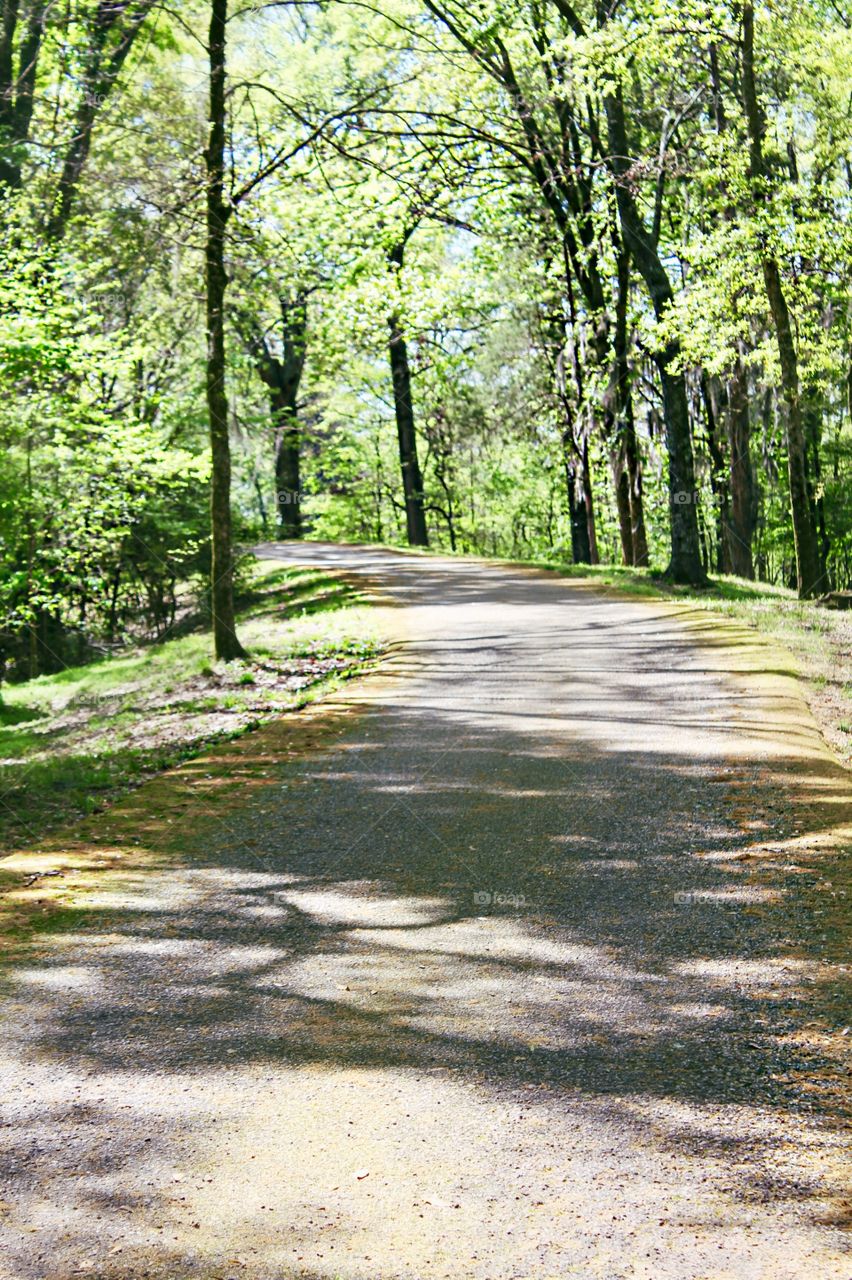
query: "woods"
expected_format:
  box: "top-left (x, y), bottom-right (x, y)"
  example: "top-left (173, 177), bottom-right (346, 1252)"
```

top-left (0, 0), bottom-right (850, 674)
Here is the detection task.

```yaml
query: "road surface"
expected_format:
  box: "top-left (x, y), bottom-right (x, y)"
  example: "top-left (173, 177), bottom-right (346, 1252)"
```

top-left (1, 544), bottom-right (849, 1279)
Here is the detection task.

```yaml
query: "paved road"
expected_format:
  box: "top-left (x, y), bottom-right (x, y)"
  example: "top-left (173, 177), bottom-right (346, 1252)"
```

top-left (1, 544), bottom-right (849, 1279)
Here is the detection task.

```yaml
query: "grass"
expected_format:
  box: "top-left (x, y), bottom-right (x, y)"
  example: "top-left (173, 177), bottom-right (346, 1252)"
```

top-left (0, 560), bottom-right (383, 850)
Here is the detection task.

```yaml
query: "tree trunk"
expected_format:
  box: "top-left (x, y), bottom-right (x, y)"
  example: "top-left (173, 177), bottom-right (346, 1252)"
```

top-left (238, 294), bottom-right (307, 539)
top-left (656, 349), bottom-right (707, 583)
top-left (613, 249), bottom-right (648, 566)
top-left (274, 395), bottom-right (301, 539)
top-left (604, 89), bottom-right (706, 585)
top-left (741, 2), bottom-right (822, 598)
top-left (726, 357), bottom-right (756, 578)
top-left (204, 0), bottom-right (244, 660)
top-left (581, 434), bottom-right (598, 564)
top-left (803, 392), bottom-right (830, 584)
top-left (0, 0), bottom-right (46, 190)
top-left (623, 412), bottom-right (648, 566)
top-left (761, 265), bottom-right (822, 595)
top-left (701, 374), bottom-right (734, 574)
top-left (614, 461), bottom-right (634, 566)
top-left (388, 313), bottom-right (429, 546)
top-left (388, 243), bottom-right (428, 546)
top-left (707, 40), bottom-right (756, 580)
top-left (564, 440), bottom-right (591, 564)
top-left (47, 0), bottom-right (154, 240)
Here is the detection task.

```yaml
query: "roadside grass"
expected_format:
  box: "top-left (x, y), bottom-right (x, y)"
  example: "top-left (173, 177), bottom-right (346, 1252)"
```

top-left (0, 560), bottom-right (382, 850)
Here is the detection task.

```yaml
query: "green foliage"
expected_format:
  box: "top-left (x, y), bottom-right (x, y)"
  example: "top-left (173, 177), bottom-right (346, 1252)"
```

top-left (0, 0), bottom-right (850, 684)
top-left (0, 207), bottom-right (210, 676)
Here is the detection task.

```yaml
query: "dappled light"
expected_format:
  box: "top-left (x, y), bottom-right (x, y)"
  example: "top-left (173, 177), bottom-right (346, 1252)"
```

top-left (0, 548), bottom-right (848, 1278)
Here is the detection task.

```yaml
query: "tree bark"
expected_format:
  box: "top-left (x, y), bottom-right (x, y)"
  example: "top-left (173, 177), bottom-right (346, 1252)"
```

top-left (604, 88), bottom-right (706, 585)
top-left (239, 295), bottom-right (307, 539)
top-left (204, 0), bottom-right (244, 660)
top-left (613, 249), bottom-right (648, 565)
top-left (274, 294), bottom-right (306, 538)
top-left (623, 412), bottom-right (648, 566)
top-left (701, 375), bottom-right (734, 575)
top-left (741, 2), bottom-right (822, 597)
top-left (388, 241), bottom-right (429, 547)
top-left (761, 264), bottom-right (822, 595)
top-left (707, 39), bottom-right (756, 580)
top-left (0, 0), bottom-right (46, 190)
top-left (726, 357), bottom-right (756, 578)
top-left (581, 434), bottom-right (598, 564)
top-left (803, 391), bottom-right (830, 583)
top-left (274, 399), bottom-right (301, 538)
top-left (47, 0), bottom-right (154, 240)
top-left (614, 463), bottom-right (633, 566)
top-left (564, 438), bottom-right (591, 564)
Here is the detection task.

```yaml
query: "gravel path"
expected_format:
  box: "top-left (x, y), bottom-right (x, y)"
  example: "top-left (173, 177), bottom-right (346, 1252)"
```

top-left (1, 543), bottom-right (849, 1280)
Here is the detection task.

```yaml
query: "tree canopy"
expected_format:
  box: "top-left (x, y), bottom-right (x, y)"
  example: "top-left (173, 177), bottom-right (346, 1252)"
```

top-left (1, 0), bottom-right (850, 669)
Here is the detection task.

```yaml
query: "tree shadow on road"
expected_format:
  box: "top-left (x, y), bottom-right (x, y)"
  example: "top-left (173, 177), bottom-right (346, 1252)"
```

top-left (1, 554), bottom-right (850, 1278)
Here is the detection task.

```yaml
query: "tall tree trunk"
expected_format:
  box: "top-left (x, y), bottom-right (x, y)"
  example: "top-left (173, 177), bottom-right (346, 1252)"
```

top-left (47, 0), bottom-right (154, 240)
top-left (564, 437), bottom-right (591, 564)
top-left (274, 397), bottom-right (301, 538)
top-left (707, 41), bottom-right (756, 580)
top-left (273, 293), bottom-right (307, 539)
top-left (614, 462), bottom-right (633, 566)
top-left (581, 433), bottom-right (598, 564)
top-left (613, 249), bottom-right (648, 566)
top-left (726, 356), bottom-right (756, 578)
top-left (657, 351), bottom-right (707, 583)
top-left (741, 1), bottom-right (822, 597)
top-left (761, 266), bottom-right (822, 595)
top-left (803, 392), bottom-right (830, 584)
top-left (701, 374), bottom-right (734, 573)
top-left (204, 0), bottom-right (244, 660)
top-left (0, 0), bottom-right (46, 190)
top-left (559, 267), bottom-right (600, 566)
top-left (388, 241), bottom-right (428, 547)
top-left (623, 410), bottom-right (648, 567)
top-left (238, 294), bottom-right (307, 539)
top-left (604, 89), bottom-right (706, 585)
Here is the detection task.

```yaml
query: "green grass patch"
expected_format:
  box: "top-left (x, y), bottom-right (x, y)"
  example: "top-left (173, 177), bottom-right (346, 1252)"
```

top-left (0, 560), bottom-right (383, 850)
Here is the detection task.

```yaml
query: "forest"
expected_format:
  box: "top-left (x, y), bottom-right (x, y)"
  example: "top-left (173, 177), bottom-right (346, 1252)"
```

top-left (0, 0), bottom-right (850, 668)
top-left (1, 3), bottom-right (852, 1267)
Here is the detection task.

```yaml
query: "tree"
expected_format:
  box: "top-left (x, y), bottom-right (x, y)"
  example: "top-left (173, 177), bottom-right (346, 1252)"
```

top-left (420, 0), bottom-right (698, 578)
top-left (740, 1), bottom-right (822, 598)
top-left (1, 0), bottom-right (850, 687)
top-left (602, 84), bottom-right (706, 585)
top-left (204, 0), bottom-right (245, 659)
top-left (387, 235), bottom-right (430, 546)
top-left (239, 293), bottom-right (309, 539)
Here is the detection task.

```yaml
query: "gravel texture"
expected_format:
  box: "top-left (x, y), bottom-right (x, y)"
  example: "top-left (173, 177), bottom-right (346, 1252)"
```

top-left (0, 543), bottom-right (849, 1280)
